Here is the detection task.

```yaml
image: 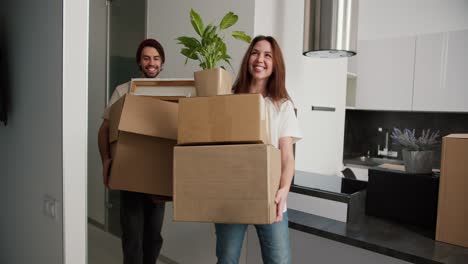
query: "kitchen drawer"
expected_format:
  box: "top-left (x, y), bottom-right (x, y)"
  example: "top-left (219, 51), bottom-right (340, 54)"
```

top-left (366, 168), bottom-right (439, 236)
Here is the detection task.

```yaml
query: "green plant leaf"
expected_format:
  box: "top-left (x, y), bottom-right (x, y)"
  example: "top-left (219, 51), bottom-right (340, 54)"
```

top-left (222, 55), bottom-right (233, 71)
top-left (199, 61), bottom-right (207, 69)
top-left (190, 9), bottom-right (204, 36)
top-left (219, 12), bottom-right (238, 29)
top-left (181, 48), bottom-right (199, 61)
top-left (232, 31), bottom-right (252, 43)
top-left (176, 36), bottom-right (201, 50)
top-left (202, 24), bottom-right (217, 45)
top-left (177, 10), bottom-right (249, 70)
top-left (220, 41), bottom-right (227, 56)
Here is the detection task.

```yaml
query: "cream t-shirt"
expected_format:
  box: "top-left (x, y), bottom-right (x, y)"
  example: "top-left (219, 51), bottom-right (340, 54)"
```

top-left (102, 81), bottom-right (131, 120)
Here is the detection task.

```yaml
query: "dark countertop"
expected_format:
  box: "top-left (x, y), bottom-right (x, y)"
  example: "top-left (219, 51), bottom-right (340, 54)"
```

top-left (291, 170), bottom-right (367, 203)
top-left (288, 197), bottom-right (468, 264)
top-left (343, 156), bottom-right (404, 168)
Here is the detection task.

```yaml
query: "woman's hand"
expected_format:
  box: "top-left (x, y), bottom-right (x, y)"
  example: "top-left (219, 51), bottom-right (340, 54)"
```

top-left (274, 187), bottom-right (289, 222)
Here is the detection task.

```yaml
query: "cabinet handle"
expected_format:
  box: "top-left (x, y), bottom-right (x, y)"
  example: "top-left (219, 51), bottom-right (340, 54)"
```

top-left (311, 106), bottom-right (336, 112)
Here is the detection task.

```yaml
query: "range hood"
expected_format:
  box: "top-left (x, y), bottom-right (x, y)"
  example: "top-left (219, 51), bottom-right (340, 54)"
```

top-left (303, 0), bottom-right (359, 58)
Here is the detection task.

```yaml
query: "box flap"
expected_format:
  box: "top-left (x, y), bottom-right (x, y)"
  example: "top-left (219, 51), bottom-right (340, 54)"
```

top-left (109, 95), bottom-right (126, 143)
top-left (110, 94), bottom-right (178, 142)
top-left (444, 134), bottom-right (468, 139)
top-left (109, 133), bottom-right (175, 196)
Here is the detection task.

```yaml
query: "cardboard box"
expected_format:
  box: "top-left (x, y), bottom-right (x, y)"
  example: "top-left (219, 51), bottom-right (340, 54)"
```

top-left (436, 134), bottom-right (468, 247)
top-left (178, 94), bottom-right (269, 145)
top-left (173, 144), bottom-right (281, 224)
top-left (108, 94), bottom-right (178, 197)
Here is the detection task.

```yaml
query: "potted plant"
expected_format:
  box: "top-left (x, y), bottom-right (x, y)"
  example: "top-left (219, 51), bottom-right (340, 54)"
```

top-left (176, 9), bottom-right (251, 96)
top-left (391, 128), bottom-right (440, 174)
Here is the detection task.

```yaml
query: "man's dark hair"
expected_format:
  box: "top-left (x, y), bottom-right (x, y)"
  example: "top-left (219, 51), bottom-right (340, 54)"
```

top-left (136, 38), bottom-right (165, 64)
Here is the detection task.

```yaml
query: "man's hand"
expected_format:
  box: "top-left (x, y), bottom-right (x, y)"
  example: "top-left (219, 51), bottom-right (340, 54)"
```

top-left (274, 187), bottom-right (289, 222)
top-left (102, 158), bottom-right (112, 187)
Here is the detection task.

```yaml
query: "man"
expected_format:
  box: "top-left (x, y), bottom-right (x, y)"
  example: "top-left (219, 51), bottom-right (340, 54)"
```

top-left (98, 38), bottom-right (166, 264)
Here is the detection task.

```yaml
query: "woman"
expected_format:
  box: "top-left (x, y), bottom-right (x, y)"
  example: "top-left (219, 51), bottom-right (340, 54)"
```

top-left (215, 35), bottom-right (302, 264)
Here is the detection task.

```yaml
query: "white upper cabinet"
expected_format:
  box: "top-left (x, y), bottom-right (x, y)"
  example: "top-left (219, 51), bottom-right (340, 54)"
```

top-left (414, 29), bottom-right (468, 112)
top-left (355, 36), bottom-right (416, 111)
top-left (444, 29), bottom-right (468, 112)
top-left (413, 32), bottom-right (447, 111)
top-left (353, 29), bottom-right (468, 112)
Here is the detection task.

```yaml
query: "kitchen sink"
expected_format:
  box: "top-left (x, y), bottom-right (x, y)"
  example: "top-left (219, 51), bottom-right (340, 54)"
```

top-left (368, 157), bottom-right (404, 165)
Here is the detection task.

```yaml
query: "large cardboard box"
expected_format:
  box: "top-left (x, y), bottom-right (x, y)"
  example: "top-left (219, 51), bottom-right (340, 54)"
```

top-left (173, 144), bottom-right (281, 224)
top-left (108, 94), bottom-right (178, 197)
top-left (436, 134), bottom-right (468, 247)
top-left (177, 94), bottom-right (269, 145)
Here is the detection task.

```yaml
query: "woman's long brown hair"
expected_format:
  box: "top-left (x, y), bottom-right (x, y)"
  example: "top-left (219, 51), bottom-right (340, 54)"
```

top-left (232, 35), bottom-right (290, 103)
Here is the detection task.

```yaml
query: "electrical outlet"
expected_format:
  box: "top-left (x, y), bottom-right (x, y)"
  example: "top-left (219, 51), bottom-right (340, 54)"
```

top-left (43, 195), bottom-right (58, 220)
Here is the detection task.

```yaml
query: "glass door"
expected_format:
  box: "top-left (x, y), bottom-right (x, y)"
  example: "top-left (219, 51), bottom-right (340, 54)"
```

top-left (106, 0), bottom-right (146, 236)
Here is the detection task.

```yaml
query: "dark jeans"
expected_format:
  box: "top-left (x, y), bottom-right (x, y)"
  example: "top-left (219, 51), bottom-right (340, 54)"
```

top-left (120, 191), bottom-right (165, 264)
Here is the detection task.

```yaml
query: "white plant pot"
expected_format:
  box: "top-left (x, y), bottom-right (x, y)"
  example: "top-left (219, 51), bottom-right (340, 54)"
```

top-left (194, 68), bottom-right (233, 97)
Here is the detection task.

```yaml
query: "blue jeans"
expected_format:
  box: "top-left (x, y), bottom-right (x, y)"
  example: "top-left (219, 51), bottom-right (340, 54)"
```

top-left (215, 212), bottom-right (291, 264)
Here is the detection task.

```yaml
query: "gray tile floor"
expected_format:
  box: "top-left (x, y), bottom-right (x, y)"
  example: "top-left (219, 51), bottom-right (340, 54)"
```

top-left (88, 224), bottom-right (165, 264)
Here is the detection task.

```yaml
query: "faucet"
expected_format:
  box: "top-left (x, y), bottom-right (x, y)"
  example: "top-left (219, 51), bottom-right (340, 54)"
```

top-left (377, 127), bottom-right (398, 158)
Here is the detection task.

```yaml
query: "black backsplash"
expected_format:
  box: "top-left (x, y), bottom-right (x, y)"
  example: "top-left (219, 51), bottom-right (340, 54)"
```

top-left (344, 110), bottom-right (468, 169)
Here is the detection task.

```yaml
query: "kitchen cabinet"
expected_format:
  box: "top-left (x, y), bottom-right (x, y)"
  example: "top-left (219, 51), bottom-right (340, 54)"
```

top-left (414, 29), bottom-right (468, 112)
top-left (412, 32), bottom-right (447, 111)
top-left (352, 29), bottom-right (468, 112)
top-left (354, 36), bottom-right (416, 111)
top-left (443, 29), bottom-right (468, 112)
top-left (295, 58), bottom-right (348, 178)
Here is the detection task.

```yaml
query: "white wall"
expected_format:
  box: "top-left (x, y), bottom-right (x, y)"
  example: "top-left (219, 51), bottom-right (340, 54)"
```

top-left (62, 0), bottom-right (88, 263)
top-left (146, 0), bottom-right (255, 79)
top-left (0, 1), bottom-right (88, 263)
top-left (253, 0), bottom-right (278, 36)
top-left (359, 0), bottom-right (468, 40)
top-left (267, 0), bottom-right (347, 175)
top-left (0, 0), bottom-right (64, 263)
top-left (88, 0), bottom-right (108, 226)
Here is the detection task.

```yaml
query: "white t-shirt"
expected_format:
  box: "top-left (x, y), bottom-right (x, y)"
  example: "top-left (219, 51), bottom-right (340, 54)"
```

top-left (102, 81), bottom-right (131, 120)
top-left (265, 97), bottom-right (302, 148)
top-left (265, 97), bottom-right (302, 214)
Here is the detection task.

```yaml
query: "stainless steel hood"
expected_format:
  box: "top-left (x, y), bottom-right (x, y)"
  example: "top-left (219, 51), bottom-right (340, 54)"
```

top-left (303, 0), bottom-right (359, 58)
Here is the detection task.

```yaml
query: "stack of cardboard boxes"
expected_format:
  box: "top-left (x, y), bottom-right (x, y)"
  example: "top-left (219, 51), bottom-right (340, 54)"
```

top-left (174, 94), bottom-right (281, 224)
top-left (106, 81), bottom-right (281, 224)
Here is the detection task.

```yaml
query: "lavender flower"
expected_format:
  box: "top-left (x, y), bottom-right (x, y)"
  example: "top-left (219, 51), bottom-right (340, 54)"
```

top-left (391, 128), bottom-right (440, 151)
